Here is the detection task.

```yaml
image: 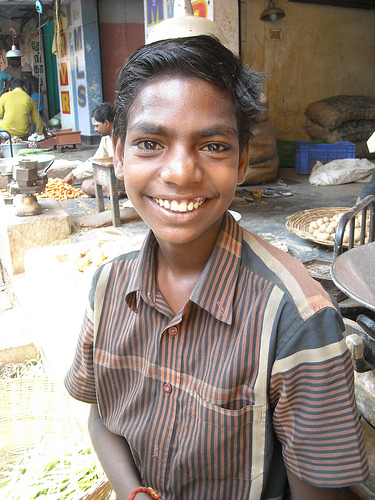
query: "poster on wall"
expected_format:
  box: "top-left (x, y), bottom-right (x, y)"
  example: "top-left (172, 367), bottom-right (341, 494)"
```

top-left (143, 0), bottom-right (209, 41)
top-left (71, 0), bottom-right (90, 135)
top-left (57, 31), bottom-right (72, 116)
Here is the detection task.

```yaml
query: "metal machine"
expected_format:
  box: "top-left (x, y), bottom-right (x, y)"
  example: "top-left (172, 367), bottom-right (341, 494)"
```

top-left (331, 195), bottom-right (375, 498)
top-left (8, 158), bottom-right (49, 216)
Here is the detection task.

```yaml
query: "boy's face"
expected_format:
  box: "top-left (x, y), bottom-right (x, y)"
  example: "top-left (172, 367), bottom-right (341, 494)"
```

top-left (114, 76), bottom-right (249, 247)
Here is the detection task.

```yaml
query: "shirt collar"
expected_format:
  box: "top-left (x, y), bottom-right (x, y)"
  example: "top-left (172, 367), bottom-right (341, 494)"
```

top-left (125, 230), bottom-right (158, 310)
top-left (190, 211), bottom-right (242, 325)
top-left (125, 211), bottom-right (243, 325)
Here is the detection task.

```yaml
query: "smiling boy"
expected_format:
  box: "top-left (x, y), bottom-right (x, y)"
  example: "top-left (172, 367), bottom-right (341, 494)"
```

top-left (65, 36), bottom-right (368, 500)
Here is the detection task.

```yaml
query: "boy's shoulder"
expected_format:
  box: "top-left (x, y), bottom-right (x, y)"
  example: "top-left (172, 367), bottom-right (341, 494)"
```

top-left (101, 247), bottom-right (141, 273)
top-left (89, 247), bottom-right (141, 306)
top-left (241, 228), bottom-right (301, 270)
top-left (240, 227), bottom-right (336, 317)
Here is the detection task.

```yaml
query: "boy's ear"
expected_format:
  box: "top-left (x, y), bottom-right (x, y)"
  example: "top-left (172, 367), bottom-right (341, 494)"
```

top-left (113, 135), bottom-right (124, 180)
top-left (237, 140), bottom-right (251, 185)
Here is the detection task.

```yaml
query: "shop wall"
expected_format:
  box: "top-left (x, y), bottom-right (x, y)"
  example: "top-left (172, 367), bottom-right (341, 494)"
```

top-left (98, 0), bottom-right (145, 104)
top-left (241, 0), bottom-right (375, 141)
top-left (54, 0), bottom-right (103, 138)
top-left (98, 0), bottom-right (240, 105)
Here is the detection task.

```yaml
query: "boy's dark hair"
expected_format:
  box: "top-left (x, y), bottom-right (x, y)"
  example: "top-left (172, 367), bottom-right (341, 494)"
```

top-left (10, 79), bottom-right (24, 90)
top-left (92, 102), bottom-right (114, 124)
top-left (113, 35), bottom-right (264, 152)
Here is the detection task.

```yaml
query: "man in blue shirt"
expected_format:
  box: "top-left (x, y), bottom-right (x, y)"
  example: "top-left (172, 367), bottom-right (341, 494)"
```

top-left (0, 71), bottom-right (12, 96)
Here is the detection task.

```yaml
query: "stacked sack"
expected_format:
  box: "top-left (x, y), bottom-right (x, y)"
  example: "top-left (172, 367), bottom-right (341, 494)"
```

top-left (244, 93), bottom-right (279, 185)
top-left (304, 95), bottom-right (375, 159)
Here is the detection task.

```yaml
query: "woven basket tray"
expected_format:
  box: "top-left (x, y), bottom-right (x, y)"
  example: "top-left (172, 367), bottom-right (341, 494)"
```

top-left (0, 378), bottom-right (113, 500)
top-left (286, 207), bottom-right (350, 247)
top-left (79, 476), bottom-right (113, 500)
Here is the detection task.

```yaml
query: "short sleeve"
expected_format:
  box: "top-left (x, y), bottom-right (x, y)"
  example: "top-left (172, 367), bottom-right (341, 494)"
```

top-left (64, 309), bottom-right (97, 404)
top-left (269, 307), bottom-right (369, 487)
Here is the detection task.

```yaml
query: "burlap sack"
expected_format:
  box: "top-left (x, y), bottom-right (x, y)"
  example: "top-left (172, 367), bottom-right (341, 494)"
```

top-left (305, 117), bottom-right (375, 143)
top-left (244, 156), bottom-right (279, 185)
top-left (258, 93), bottom-right (269, 122)
top-left (353, 140), bottom-right (375, 159)
top-left (304, 95), bottom-right (375, 131)
top-left (249, 119), bottom-right (278, 163)
top-left (244, 118), bottom-right (279, 185)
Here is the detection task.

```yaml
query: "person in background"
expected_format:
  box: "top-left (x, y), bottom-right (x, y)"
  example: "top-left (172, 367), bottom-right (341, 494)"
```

top-left (4, 54), bottom-right (22, 81)
top-left (63, 102), bottom-right (124, 198)
top-left (22, 64), bottom-right (39, 96)
top-left (357, 171), bottom-right (375, 203)
top-left (22, 64), bottom-right (49, 132)
top-left (0, 78), bottom-right (43, 138)
top-left (0, 70), bottom-right (12, 96)
top-left (356, 133), bottom-right (375, 204)
top-left (65, 35), bottom-right (368, 500)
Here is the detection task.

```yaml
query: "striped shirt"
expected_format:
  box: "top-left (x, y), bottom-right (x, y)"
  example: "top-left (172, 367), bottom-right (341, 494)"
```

top-left (65, 211), bottom-right (368, 499)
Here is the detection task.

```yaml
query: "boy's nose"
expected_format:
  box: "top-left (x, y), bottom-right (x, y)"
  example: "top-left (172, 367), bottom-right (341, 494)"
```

top-left (160, 146), bottom-right (202, 186)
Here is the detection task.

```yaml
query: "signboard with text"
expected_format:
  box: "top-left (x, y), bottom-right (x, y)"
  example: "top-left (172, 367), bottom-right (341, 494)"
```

top-left (71, 0), bottom-right (90, 135)
top-left (58, 32), bottom-right (71, 115)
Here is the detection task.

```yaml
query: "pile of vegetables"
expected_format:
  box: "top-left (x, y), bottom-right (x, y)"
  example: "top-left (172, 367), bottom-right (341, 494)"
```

top-left (0, 357), bottom-right (107, 499)
top-left (0, 357), bottom-right (45, 380)
top-left (1, 433), bottom-right (105, 499)
top-left (16, 148), bottom-right (52, 156)
top-left (37, 178), bottom-right (84, 201)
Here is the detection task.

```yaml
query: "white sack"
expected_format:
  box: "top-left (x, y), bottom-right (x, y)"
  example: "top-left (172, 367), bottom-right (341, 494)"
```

top-left (309, 158), bottom-right (375, 186)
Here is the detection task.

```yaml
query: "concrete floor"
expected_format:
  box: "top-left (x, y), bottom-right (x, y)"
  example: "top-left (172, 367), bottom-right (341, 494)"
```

top-left (231, 167), bottom-right (364, 261)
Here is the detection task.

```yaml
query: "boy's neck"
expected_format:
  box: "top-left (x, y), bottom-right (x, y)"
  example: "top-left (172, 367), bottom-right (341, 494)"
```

top-left (154, 214), bottom-right (223, 275)
top-left (155, 247), bottom-right (208, 315)
top-left (154, 217), bottom-right (223, 314)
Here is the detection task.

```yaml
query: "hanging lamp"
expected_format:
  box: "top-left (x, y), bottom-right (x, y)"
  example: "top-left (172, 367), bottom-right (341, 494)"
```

top-left (146, 0), bottom-right (227, 45)
top-left (260, 1), bottom-right (285, 22)
top-left (6, 45), bottom-right (24, 58)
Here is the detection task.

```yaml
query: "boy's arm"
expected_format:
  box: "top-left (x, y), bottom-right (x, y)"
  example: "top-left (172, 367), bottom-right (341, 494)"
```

top-left (88, 404), bottom-right (150, 500)
top-left (287, 470), bottom-right (360, 499)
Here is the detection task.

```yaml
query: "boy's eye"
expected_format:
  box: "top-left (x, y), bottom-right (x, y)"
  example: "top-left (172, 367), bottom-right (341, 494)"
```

top-left (136, 140), bottom-right (162, 151)
top-left (202, 143), bottom-right (230, 153)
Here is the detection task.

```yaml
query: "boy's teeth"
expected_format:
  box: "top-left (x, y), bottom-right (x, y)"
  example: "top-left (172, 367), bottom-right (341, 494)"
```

top-left (154, 198), bottom-right (204, 212)
top-left (171, 200), bottom-right (179, 211)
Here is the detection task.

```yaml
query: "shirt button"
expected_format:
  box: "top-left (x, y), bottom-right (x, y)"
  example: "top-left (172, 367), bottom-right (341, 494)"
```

top-left (163, 383), bottom-right (172, 395)
top-left (168, 326), bottom-right (178, 336)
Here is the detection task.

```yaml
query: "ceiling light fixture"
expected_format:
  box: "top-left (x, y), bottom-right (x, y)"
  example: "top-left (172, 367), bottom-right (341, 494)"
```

top-left (6, 45), bottom-right (24, 58)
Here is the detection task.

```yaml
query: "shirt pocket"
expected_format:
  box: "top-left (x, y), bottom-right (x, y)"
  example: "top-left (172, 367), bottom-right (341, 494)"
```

top-left (175, 389), bottom-right (268, 483)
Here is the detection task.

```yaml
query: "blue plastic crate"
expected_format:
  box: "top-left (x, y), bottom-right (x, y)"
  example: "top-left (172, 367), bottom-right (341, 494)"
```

top-left (295, 141), bottom-right (355, 174)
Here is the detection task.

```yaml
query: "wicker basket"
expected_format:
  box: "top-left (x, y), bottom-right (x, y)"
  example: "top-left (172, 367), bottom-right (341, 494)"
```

top-left (79, 477), bottom-right (113, 500)
top-left (286, 207), bottom-right (349, 247)
top-left (0, 378), bottom-right (113, 499)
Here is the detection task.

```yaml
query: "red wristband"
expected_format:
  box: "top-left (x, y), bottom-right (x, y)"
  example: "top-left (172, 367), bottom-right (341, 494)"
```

top-left (127, 486), bottom-right (162, 500)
